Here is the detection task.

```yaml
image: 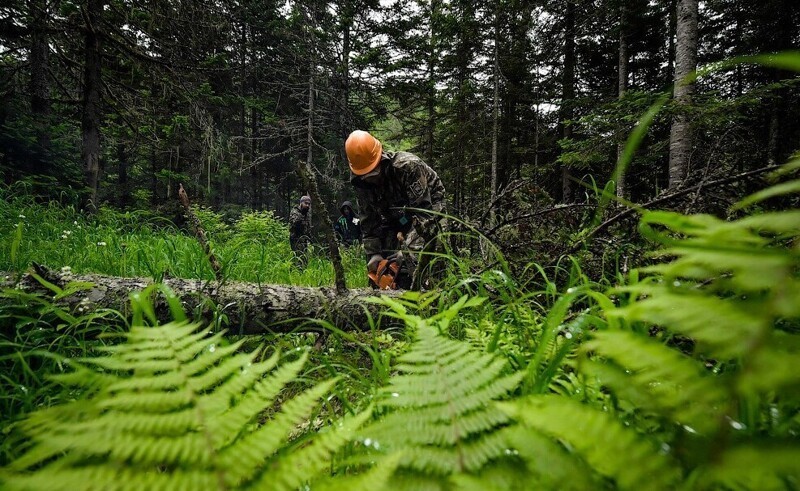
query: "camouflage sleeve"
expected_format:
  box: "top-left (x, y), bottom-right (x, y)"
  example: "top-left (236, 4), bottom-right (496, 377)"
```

top-left (400, 159), bottom-right (446, 241)
top-left (288, 208), bottom-right (300, 236)
top-left (401, 159), bottom-right (433, 211)
top-left (355, 191), bottom-right (382, 257)
top-left (289, 208), bottom-right (311, 237)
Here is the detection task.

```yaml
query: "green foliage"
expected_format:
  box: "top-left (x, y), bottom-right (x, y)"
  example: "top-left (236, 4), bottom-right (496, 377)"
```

top-left (355, 295), bottom-right (525, 489)
top-left (0, 321), bottom-right (366, 490)
top-left (0, 192), bottom-right (367, 288)
top-left (192, 205), bottom-right (232, 242)
top-left (497, 162), bottom-right (800, 490)
top-left (501, 396), bottom-right (682, 490)
top-left (234, 210), bottom-right (286, 241)
top-left (2, 160), bottom-right (799, 490)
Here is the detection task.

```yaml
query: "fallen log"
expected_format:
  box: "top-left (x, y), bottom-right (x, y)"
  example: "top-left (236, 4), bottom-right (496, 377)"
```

top-left (1, 267), bottom-right (402, 334)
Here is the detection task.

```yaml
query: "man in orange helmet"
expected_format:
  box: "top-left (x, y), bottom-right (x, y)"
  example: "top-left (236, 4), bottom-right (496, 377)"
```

top-left (345, 130), bottom-right (446, 289)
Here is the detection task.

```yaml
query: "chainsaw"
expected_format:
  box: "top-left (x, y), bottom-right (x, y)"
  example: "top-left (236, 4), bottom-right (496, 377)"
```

top-left (368, 257), bottom-right (401, 290)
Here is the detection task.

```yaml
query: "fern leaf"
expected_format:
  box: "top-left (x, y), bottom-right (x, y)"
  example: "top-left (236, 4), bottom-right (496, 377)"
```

top-left (313, 452), bottom-right (402, 491)
top-left (209, 352), bottom-right (304, 448)
top-left (360, 323), bottom-right (521, 482)
top-left (582, 330), bottom-right (727, 432)
top-left (448, 459), bottom-right (534, 490)
top-left (255, 408), bottom-right (373, 491)
top-left (217, 377), bottom-right (337, 486)
top-left (499, 395), bottom-right (681, 490)
top-left (738, 342), bottom-right (800, 394)
top-left (1, 321), bottom-right (342, 491)
top-left (500, 426), bottom-right (599, 490)
top-left (613, 287), bottom-right (766, 358)
top-left (695, 444), bottom-right (800, 490)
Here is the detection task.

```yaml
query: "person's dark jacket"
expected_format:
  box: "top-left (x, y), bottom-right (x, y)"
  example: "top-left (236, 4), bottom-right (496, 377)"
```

top-left (351, 151), bottom-right (446, 257)
top-left (334, 200), bottom-right (362, 245)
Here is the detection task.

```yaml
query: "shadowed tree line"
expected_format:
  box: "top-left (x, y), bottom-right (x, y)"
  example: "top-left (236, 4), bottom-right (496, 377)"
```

top-left (1, 0), bottom-right (798, 250)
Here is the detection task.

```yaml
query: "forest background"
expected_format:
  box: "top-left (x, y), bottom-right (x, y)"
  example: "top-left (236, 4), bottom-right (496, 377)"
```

top-left (2, 0), bottom-right (797, 239)
top-left (1, 0), bottom-right (800, 489)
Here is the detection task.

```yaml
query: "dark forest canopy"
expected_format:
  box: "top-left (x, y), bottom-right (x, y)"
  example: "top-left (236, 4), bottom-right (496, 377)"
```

top-left (1, 0), bottom-right (798, 226)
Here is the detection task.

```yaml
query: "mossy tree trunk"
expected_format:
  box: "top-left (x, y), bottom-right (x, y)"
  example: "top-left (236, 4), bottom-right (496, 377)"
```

top-left (3, 269), bottom-right (399, 334)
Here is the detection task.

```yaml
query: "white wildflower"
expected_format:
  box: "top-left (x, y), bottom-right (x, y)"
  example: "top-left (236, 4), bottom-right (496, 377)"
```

top-left (18, 214), bottom-right (26, 219)
top-left (97, 241), bottom-right (107, 247)
top-left (61, 234), bottom-right (68, 239)
top-left (73, 220), bottom-right (78, 225)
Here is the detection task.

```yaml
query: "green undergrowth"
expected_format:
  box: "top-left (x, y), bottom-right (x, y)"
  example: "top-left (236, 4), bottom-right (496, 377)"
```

top-left (2, 155), bottom-right (799, 488)
top-left (0, 187), bottom-right (367, 288)
top-left (2, 52), bottom-right (800, 489)
top-left (2, 154), bottom-right (800, 487)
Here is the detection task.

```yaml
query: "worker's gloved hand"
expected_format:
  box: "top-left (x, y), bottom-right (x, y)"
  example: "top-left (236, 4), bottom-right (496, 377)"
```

top-left (367, 254), bottom-right (384, 273)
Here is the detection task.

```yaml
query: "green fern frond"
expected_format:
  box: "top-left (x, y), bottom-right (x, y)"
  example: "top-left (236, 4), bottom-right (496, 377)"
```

top-left (254, 408), bottom-right (373, 491)
top-left (500, 426), bottom-right (599, 490)
top-left (1, 321), bottom-right (351, 491)
top-left (448, 460), bottom-right (535, 491)
top-left (581, 330), bottom-right (727, 432)
top-left (638, 210), bottom-right (799, 293)
top-left (612, 286), bottom-right (767, 358)
top-left (694, 444), bottom-right (800, 490)
top-left (358, 305), bottom-right (521, 486)
top-left (738, 341), bottom-right (800, 394)
top-left (313, 452), bottom-right (402, 491)
top-left (499, 395), bottom-right (681, 490)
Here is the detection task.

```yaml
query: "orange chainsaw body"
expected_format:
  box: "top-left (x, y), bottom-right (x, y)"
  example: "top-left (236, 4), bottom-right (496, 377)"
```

top-left (368, 259), bottom-right (401, 290)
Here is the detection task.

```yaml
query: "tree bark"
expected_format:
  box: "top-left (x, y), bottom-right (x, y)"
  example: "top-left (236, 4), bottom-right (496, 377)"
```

top-left (559, 0), bottom-right (576, 202)
top-left (616, 2), bottom-right (629, 200)
top-left (765, 0), bottom-right (795, 166)
top-left (490, 11), bottom-right (500, 227)
top-left (299, 6), bottom-right (347, 293)
top-left (29, 0), bottom-right (51, 174)
top-left (82, 0), bottom-right (104, 207)
top-left (425, 0), bottom-right (440, 163)
top-left (178, 184), bottom-right (223, 279)
top-left (2, 270), bottom-right (400, 334)
top-left (668, 0), bottom-right (698, 189)
top-left (117, 142), bottom-right (129, 207)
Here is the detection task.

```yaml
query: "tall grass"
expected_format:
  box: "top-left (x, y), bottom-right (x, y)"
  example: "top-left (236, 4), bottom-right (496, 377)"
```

top-left (0, 188), bottom-right (367, 288)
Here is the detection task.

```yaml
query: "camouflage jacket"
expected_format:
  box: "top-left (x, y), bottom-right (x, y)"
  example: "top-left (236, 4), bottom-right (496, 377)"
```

top-left (288, 205), bottom-right (311, 239)
top-left (350, 151), bottom-right (446, 257)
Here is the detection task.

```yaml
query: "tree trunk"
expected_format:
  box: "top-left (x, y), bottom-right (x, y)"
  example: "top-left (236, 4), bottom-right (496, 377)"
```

top-left (668, 0), bottom-right (698, 189)
top-left (3, 270), bottom-right (400, 334)
top-left (82, 0), bottom-right (104, 207)
top-left (29, 0), bottom-right (51, 174)
top-left (339, 5), bottom-right (352, 170)
top-left (616, 2), bottom-right (629, 199)
top-left (150, 143), bottom-right (158, 205)
top-left (765, 0), bottom-right (795, 166)
top-left (118, 142), bottom-right (129, 207)
top-left (425, 0), bottom-right (440, 163)
top-left (298, 13), bottom-right (347, 293)
top-left (666, 0), bottom-right (677, 84)
top-left (560, 0), bottom-right (576, 202)
top-left (490, 13), bottom-right (500, 227)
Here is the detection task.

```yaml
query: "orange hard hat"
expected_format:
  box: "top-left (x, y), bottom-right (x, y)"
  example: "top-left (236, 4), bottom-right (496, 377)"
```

top-left (345, 130), bottom-right (382, 175)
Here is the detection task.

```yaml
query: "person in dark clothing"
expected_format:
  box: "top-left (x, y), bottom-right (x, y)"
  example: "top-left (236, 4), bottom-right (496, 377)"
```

top-left (344, 130), bottom-right (446, 289)
top-left (334, 200), bottom-right (362, 246)
top-left (289, 195), bottom-right (312, 266)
